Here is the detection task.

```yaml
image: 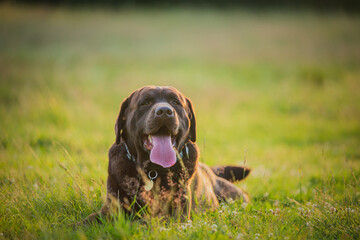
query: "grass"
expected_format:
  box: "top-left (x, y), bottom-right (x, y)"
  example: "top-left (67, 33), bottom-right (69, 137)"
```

top-left (0, 4), bottom-right (360, 239)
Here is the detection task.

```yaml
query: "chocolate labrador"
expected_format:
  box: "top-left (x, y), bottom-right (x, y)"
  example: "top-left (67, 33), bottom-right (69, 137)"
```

top-left (78, 86), bottom-right (250, 224)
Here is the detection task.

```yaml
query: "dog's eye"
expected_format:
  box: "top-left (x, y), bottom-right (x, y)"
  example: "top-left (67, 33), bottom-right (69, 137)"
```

top-left (141, 100), bottom-right (152, 106)
top-left (172, 100), bottom-right (180, 105)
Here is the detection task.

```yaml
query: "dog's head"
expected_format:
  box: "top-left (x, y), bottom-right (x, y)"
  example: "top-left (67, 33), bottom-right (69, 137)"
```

top-left (115, 86), bottom-right (196, 168)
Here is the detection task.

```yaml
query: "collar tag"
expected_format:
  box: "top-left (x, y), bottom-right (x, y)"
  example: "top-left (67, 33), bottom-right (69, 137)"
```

top-left (144, 170), bottom-right (158, 191)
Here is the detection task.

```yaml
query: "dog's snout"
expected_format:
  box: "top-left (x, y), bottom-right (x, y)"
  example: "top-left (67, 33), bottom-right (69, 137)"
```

top-left (155, 106), bottom-right (174, 118)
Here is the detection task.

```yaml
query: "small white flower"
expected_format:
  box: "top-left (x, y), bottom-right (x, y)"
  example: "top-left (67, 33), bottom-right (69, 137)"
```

top-left (269, 208), bottom-right (281, 215)
top-left (178, 222), bottom-right (191, 231)
top-left (346, 207), bottom-right (355, 213)
top-left (330, 206), bottom-right (337, 213)
top-left (159, 227), bottom-right (169, 232)
top-left (235, 233), bottom-right (244, 239)
top-left (221, 205), bottom-right (228, 211)
top-left (211, 224), bottom-right (217, 228)
top-left (210, 224), bottom-right (218, 232)
top-left (232, 211), bottom-right (238, 215)
top-left (241, 202), bottom-right (248, 209)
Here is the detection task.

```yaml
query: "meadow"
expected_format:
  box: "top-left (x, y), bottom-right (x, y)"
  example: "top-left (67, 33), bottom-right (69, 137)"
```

top-left (0, 4), bottom-right (360, 239)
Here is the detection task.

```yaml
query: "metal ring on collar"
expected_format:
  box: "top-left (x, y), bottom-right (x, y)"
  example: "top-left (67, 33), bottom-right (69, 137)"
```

top-left (148, 170), bottom-right (158, 180)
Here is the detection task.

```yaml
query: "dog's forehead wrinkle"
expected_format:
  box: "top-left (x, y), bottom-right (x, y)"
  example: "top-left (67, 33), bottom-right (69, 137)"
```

top-left (140, 86), bottom-right (184, 100)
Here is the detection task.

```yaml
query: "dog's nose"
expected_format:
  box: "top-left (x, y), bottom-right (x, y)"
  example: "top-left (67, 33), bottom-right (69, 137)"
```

top-left (155, 106), bottom-right (174, 118)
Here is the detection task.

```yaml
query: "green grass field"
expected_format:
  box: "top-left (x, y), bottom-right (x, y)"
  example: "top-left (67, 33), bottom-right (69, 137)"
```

top-left (1, 4), bottom-right (360, 239)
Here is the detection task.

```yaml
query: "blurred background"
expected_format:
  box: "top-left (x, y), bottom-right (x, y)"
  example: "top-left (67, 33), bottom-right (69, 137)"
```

top-left (4, 0), bottom-right (360, 11)
top-left (0, 0), bottom-right (360, 212)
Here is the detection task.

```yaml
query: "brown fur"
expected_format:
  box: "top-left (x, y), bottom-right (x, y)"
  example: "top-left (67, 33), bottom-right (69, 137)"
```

top-left (75, 86), bottom-right (250, 225)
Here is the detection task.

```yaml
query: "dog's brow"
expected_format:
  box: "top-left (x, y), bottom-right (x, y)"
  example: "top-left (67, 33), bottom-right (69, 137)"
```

top-left (140, 92), bottom-right (155, 101)
top-left (166, 92), bottom-right (181, 100)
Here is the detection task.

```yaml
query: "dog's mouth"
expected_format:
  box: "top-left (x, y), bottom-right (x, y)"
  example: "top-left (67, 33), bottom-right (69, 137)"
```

top-left (143, 127), bottom-right (177, 168)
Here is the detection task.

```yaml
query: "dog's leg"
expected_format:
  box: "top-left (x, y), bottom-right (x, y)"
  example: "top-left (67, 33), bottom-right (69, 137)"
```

top-left (70, 204), bottom-right (112, 227)
top-left (213, 177), bottom-right (250, 203)
top-left (71, 193), bottom-right (128, 227)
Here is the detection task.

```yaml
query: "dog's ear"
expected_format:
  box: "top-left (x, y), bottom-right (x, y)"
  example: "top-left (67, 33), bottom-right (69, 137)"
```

top-left (115, 96), bottom-right (131, 144)
top-left (186, 97), bottom-right (196, 142)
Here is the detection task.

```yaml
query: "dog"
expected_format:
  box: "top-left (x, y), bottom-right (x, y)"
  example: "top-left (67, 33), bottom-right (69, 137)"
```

top-left (78, 86), bottom-right (250, 224)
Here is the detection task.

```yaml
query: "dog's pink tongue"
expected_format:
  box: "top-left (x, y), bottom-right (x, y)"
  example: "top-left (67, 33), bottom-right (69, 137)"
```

top-left (150, 135), bottom-right (176, 168)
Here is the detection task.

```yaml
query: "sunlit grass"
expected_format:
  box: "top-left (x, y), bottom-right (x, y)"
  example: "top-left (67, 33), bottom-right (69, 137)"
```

top-left (0, 4), bottom-right (359, 239)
